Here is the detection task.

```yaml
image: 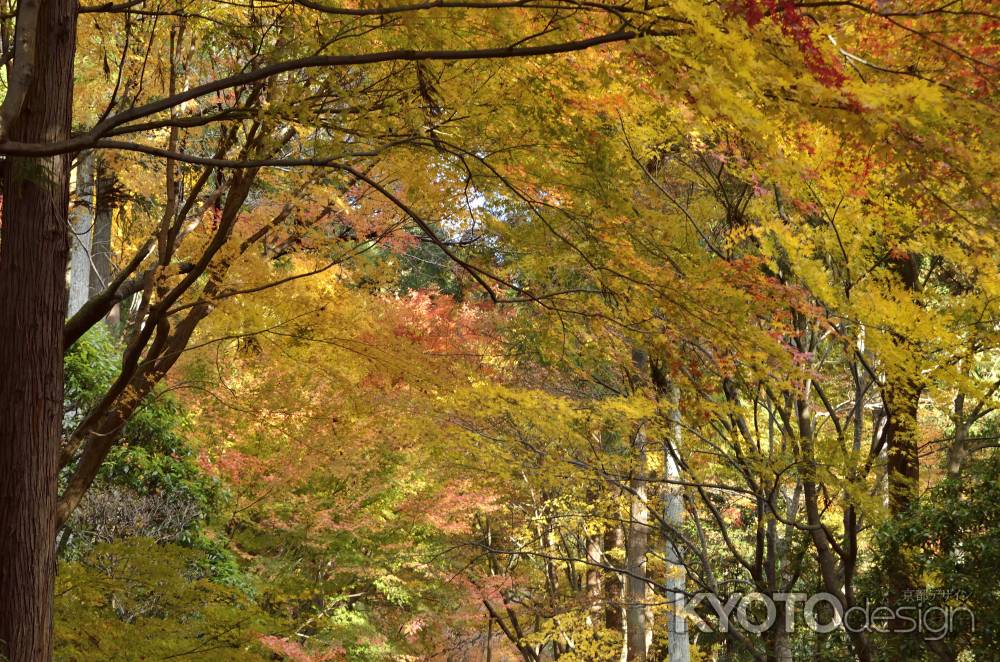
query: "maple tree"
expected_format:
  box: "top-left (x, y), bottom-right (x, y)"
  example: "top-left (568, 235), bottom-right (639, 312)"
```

top-left (0, 0), bottom-right (996, 659)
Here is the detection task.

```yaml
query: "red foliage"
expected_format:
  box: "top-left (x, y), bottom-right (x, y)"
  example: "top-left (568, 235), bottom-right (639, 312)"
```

top-left (258, 635), bottom-right (345, 662)
top-left (399, 479), bottom-right (500, 535)
top-left (731, 0), bottom-right (848, 87)
top-left (388, 290), bottom-right (492, 355)
top-left (198, 448), bottom-right (273, 486)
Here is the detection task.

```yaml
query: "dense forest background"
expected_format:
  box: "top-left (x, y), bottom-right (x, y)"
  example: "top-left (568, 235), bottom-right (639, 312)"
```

top-left (0, 0), bottom-right (996, 659)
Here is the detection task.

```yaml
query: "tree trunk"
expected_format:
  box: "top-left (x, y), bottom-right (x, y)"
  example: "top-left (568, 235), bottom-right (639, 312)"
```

top-left (586, 517), bottom-right (603, 627)
top-left (89, 163), bottom-right (116, 323)
top-left (664, 383), bottom-right (690, 662)
top-left (798, 398), bottom-right (873, 662)
top-left (946, 392), bottom-right (967, 479)
top-left (884, 250), bottom-right (922, 517)
top-left (0, 0), bottom-right (77, 658)
top-left (68, 150), bottom-right (94, 316)
top-left (883, 373), bottom-right (924, 650)
top-left (604, 523), bottom-right (625, 633)
top-left (884, 377), bottom-right (922, 518)
top-left (485, 614), bottom-right (493, 662)
top-left (772, 622), bottom-right (793, 662)
top-left (626, 425), bottom-right (650, 662)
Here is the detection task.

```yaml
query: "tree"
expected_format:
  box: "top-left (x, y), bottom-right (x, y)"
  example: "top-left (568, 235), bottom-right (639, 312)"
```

top-left (0, 2), bottom-right (678, 657)
top-left (1, 0), bottom-right (996, 657)
top-left (0, 0), bottom-right (78, 655)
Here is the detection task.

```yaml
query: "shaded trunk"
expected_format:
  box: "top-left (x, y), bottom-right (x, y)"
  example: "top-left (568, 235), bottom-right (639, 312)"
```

top-left (604, 524), bottom-right (625, 632)
top-left (586, 519), bottom-right (603, 627)
top-left (772, 623), bottom-right (792, 662)
top-left (883, 373), bottom-right (925, 651)
top-left (884, 250), bottom-right (922, 517)
top-left (884, 377), bottom-right (922, 518)
top-left (0, 0), bottom-right (77, 658)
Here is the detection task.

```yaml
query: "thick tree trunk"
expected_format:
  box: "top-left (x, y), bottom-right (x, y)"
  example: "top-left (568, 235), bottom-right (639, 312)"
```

top-left (884, 377), bottom-right (922, 518)
top-left (883, 372), bottom-right (924, 651)
top-left (0, 0), bottom-right (77, 657)
top-left (626, 425), bottom-right (650, 662)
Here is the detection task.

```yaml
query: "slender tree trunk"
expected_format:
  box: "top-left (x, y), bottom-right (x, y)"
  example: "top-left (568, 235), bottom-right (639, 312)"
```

top-left (771, 480), bottom-right (800, 662)
top-left (872, 407), bottom-right (888, 508)
top-left (797, 398), bottom-right (872, 662)
top-left (664, 383), bottom-right (691, 662)
top-left (604, 523), bottom-right (625, 637)
top-left (0, 0), bottom-right (77, 657)
top-left (586, 515), bottom-right (604, 627)
top-left (626, 425), bottom-right (650, 662)
top-left (68, 150), bottom-right (94, 316)
top-left (946, 392), bottom-right (967, 479)
top-left (89, 163), bottom-right (116, 324)
top-left (486, 614), bottom-right (493, 662)
top-left (882, 251), bottom-right (923, 614)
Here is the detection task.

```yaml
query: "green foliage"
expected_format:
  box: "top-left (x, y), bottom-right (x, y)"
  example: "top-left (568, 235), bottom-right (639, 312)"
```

top-left (864, 454), bottom-right (1000, 660)
top-left (64, 326), bottom-right (119, 430)
top-left (61, 328), bottom-right (238, 584)
top-left (55, 538), bottom-right (275, 661)
top-left (396, 239), bottom-right (462, 297)
top-left (66, 329), bottom-right (212, 499)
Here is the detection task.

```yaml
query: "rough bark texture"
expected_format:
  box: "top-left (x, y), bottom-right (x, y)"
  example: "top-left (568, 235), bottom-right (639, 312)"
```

top-left (885, 251), bottom-right (922, 519)
top-left (0, 0), bottom-right (77, 657)
top-left (884, 377), bottom-right (922, 517)
top-left (883, 372), bottom-right (924, 650)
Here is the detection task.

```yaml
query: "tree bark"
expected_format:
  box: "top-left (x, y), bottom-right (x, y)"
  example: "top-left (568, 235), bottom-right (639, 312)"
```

top-left (664, 383), bottom-right (690, 662)
top-left (89, 162), bottom-right (116, 323)
top-left (883, 372), bottom-right (924, 649)
top-left (884, 377), bottom-right (922, 518)
top-left (604, 523), bottom-right (625, 633)
top-left (0, 0), bottom-right (77, 657)
top-left (68, 150), bottom-right (94, 316)
top-left (626, 424), bottom-right (650, 662)
top-left (585, 505), bottom-right (604, 627)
